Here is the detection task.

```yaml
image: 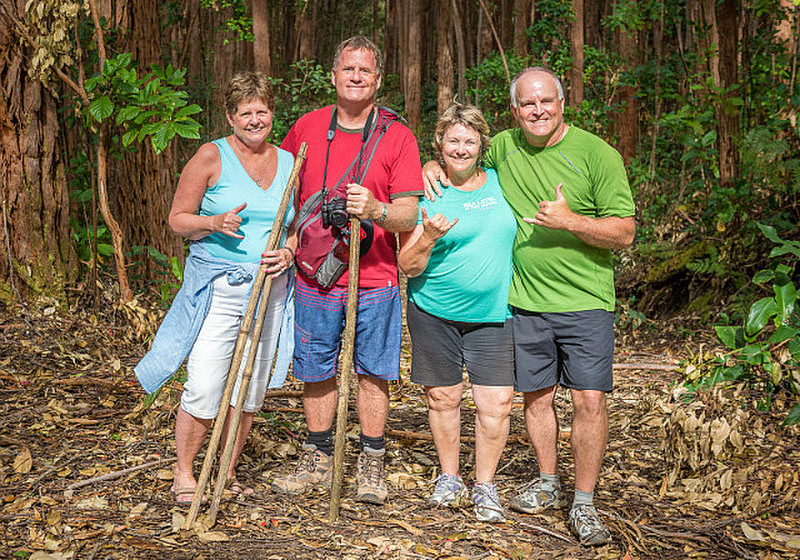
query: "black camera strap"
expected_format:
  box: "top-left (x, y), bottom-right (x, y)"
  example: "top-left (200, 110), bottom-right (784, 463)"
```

top-left (320, 106), bottom-right (377, 208)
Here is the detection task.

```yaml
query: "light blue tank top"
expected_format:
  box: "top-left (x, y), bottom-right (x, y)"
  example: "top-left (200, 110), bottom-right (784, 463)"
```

top-left (200, 139), bottom-right (295, 262)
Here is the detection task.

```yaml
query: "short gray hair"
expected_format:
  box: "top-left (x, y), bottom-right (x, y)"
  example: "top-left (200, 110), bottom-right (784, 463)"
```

top-left (332, 36), bottom-right (383, 76)
top-left (510, 67), bottom-right (564, 107)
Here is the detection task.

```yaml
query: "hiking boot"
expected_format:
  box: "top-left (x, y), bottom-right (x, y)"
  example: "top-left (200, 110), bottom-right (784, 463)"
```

top-left (570, 504), bottom-right (612, 545)
top-left (271, 443), bottom-right (332, 495)
top-left (472, 482), bottom-right (506, 522)
top-left (509, 477), bottom-right (566, 513)
top-left (355, 448), bottom-right (388, 504)
top-left (429, 473), bottom-right (468, 508)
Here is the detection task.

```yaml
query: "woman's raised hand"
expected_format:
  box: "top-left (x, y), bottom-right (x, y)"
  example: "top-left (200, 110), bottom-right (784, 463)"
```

top-left (212, 202), bottom-right (247, 239)
top-left (420, 208), bottom-right (458, 241)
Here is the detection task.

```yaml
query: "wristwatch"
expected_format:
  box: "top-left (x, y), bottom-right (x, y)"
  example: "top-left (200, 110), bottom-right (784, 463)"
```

top-left (375, 202), bottom-right (388, 223)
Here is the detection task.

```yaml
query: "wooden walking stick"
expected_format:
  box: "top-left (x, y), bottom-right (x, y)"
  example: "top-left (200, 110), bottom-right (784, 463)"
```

top-left (184, 143), bottom-right (307, 529)
top-left (329, 217), bottom-right (361, 522)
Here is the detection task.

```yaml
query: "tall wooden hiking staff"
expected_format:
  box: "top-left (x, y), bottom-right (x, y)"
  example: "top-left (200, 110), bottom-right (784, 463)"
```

top-left (184, 143), bottom-right (308, 529)
top-left (329, 218), bottom-right (361, 522)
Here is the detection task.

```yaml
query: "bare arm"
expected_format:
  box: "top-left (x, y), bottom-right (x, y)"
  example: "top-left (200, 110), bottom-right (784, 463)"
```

top-left (345, 184), bottom-right (419, 232)
top-left (398, 209), bottom-right (458, 277)
top-left (168, 143), bottom-right (247, 241)
top-left (524, 183), bottom-right (635, 249)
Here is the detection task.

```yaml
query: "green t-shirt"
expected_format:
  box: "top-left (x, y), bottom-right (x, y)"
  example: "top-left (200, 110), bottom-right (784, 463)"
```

top-left (485, 126), bottom-right (635, 312)
top-left (407, 169), bottom-right (516, 322)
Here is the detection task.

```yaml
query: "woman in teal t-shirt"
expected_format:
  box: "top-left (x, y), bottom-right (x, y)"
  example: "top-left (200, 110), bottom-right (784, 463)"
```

top-left (399, 104), bottom-right (516, 523)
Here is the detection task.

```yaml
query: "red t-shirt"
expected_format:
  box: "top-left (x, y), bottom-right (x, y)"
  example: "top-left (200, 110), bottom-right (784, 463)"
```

top-left (281, 105), bottom-right (424, 288)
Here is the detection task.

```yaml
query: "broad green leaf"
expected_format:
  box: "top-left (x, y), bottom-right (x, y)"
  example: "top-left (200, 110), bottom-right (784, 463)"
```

top-left (744, 298), bottom-right (777, 339)
top-left (741, 344), bottom-right (768, 365)
top-left (716, 326), bottom-right (744, 349)
top-left (98, 243), bottom-right (114, 256)
top-left (752, 269), bottom-right (774, 284)
top-left (785, 401), bottom-right (800, 426)
top-left (774, 281), bottom-right (797, 324)
top-left (89, 96), bottom-right (114, 122)
top-left (116, 106), bottom-right (142, 125)
top-left (768, 325), bottom-right (799, 345)
top-left (757, 222), bottom-right (782, 243)
top-left (121, 128), bottom-right (139, 147)
top-left (175, 104), bottom-right (202, 119)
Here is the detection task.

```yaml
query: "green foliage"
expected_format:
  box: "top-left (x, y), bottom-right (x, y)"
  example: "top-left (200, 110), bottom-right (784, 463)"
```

top-left (690, 224), bottom-right (800, 424)
top-left (269, 60), bottom-right (336, 142)
top-left (129, 246), bottom-right (184, 305)
top-left (83, 55), bottom-right (202, 153)
top-left (200, 0), bottom-right (254, 43)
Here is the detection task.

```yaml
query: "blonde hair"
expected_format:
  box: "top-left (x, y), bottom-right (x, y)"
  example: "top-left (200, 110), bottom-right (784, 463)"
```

top-left (224, 72), bottom-right (274, 116)
top-left (433, 103), bottom-right (491, 158)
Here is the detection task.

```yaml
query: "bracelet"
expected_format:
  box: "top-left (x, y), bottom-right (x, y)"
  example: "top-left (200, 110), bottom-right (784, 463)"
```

top-left (282, 246), bottom-right (295, 259)
top-left (375, 202), bottom-right (388, 223)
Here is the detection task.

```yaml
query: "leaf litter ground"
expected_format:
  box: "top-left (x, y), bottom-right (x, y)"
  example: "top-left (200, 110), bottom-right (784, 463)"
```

top-left (0, 301), bottom-right (798, 560)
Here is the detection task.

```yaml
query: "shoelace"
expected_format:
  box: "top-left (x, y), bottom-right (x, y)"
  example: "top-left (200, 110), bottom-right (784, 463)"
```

top-left (295, 448), bottom-right (317, 474)
top-left (361, 453), bottom-right (384, 483)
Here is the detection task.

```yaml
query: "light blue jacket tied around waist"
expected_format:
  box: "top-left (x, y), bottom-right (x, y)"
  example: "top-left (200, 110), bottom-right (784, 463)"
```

top-left (134, 241), bottom-right (294, 394)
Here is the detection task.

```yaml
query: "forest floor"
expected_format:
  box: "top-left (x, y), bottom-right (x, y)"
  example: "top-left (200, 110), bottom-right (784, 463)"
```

top-left (1, 298), bottom-right (798, 560)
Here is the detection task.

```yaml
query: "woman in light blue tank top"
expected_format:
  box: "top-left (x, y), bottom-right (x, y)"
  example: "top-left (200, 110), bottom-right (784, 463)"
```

top-left (398, 104), bottom-right (515, 522)
top-left (150, 72), bottom-right (297, 504)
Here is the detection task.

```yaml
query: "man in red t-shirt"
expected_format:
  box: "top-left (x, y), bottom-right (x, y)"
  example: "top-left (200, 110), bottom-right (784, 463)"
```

top-left (273, 36), bottom-right (423, 504)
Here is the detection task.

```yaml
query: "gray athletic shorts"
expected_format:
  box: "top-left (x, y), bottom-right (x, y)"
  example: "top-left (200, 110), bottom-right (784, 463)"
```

top-left (407, 301), bottom-right (514, 387)
top-left (512, 308), bottom-right (614, 393)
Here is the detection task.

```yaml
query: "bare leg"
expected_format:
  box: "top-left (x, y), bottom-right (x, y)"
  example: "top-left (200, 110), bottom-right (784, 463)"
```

top-left (523, 385), bottom-right (559, 475)
top-left (472, 385), bottom-right (514, 483)
top-left (303, 377), bottom-right (338, 433)
top-left (570, 389), bottom-right (608, 493)
top-left (174, 406), bottom-right (212, 495)
top-left (426, 384), bottom-right (463, 475)
top-left (357, 374), bottom-right (389, 438)
top-left (221, 408), bottom-right (255, 485)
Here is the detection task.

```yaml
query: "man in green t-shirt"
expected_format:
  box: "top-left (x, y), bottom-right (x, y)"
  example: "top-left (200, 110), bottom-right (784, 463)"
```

top-left (425, 67), bottom-right (635, 545)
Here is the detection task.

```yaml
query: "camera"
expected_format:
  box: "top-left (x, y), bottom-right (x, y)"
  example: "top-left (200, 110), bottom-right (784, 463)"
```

top-left (321, 195), bottom-right (349, 230)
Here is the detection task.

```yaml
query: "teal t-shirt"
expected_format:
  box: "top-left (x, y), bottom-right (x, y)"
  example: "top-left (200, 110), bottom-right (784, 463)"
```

top-left (485, 126), bottom-right (635, 313)
top-left (201, 139), bottom-right (295, 262)
top-left (407, 168), bottom-right (516, 322)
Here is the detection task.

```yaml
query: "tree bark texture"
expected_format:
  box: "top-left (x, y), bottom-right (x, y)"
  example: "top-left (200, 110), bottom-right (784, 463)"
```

top-left (437, 0), bottom-right (455, 116)
top-left (252, 0), bottom-right (271, 75)
top-left (404, 0), bottom-right (423, 129)
top-left (0, 10), bottom-right (77, 302)
top-left (716, 0), bottom-right (739, 189)
top-left (615, 22), bottom-right (639, 165)
top-left (570, 0), bottom-right (584, 107)
top-left (513, 0), bottom-right (530, 57)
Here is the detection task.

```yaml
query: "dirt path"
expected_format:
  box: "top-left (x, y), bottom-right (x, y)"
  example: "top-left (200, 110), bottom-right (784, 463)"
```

top-left (1, 305), bottom-right (797, 559)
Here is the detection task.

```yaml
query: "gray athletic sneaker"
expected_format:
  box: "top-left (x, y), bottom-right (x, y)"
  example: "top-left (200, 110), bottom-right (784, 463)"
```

top-left (271, 443), bottom-right (332, 495)
top-left (429, 473), bottom-right (468, 508)
top-left (570, 505), bottom-right (612, 545)
top-left (355, 448), bottom-right (388, 504)
top-left (472, 482), bottom-right (505, 522)
top-left (509, 477), bottom-right (567, 513)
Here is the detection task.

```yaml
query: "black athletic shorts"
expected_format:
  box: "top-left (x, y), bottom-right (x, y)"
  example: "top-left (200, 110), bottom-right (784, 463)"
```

top-left (407, 301), bottom-right (514, 387)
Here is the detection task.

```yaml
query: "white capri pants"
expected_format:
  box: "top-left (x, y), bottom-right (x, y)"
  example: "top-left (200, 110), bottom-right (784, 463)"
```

top-left (181, 272), bottom-right (288, 419)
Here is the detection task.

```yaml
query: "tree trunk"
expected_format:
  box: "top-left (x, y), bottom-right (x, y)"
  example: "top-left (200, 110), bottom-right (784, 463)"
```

top-left (570, 0), bottom-right (584, 107)
top-left (252, 0), bottom-right (271, 75)
top-left (615, 23), bottom-right (638, 165)
top-left (513, 0), bottom-right (530, 57)
top-left (0, 16), bottom-right (77, 303)
top-left (451, 0), bottom-right (468, 101)
top-left (405, 0), bottom-right (423, 129)
top-left (437, 0), bottom-right (455, 115)
top-left (716, 0), bottom-right (739, 189)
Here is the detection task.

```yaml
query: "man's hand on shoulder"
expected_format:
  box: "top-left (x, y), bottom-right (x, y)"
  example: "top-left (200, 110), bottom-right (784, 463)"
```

top-left (422, 160), bottom-right (449, 201)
